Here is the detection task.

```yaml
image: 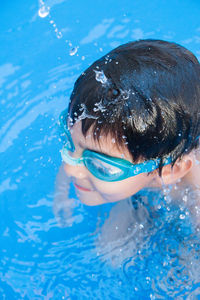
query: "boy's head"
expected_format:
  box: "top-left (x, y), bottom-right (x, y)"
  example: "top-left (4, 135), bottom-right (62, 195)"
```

top-left (62, 39), bottom-right (200, 205)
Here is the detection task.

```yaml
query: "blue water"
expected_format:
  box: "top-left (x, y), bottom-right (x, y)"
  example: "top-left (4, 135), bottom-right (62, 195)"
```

top-left (1, 0), bottom-right (200, 298)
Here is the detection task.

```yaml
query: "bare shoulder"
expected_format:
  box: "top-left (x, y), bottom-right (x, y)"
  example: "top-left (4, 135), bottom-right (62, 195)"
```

top-left (96, 198), bottom-right (149, 267)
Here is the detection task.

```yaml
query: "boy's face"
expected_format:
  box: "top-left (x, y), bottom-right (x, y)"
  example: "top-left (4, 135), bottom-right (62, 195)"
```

top-left (63, 121), bottom-right (159, 206)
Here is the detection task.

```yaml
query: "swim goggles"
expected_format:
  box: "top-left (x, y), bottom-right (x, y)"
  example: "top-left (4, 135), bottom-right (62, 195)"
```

top-left (59, 110), bottom-right (171, 182)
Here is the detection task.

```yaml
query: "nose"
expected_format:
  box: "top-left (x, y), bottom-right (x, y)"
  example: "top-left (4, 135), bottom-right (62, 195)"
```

top-left (63, 162), bottom-right (88, 179)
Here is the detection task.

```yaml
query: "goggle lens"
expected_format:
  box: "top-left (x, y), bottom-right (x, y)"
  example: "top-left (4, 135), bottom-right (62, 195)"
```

top-left (84, 156), bottom-right (124, 181)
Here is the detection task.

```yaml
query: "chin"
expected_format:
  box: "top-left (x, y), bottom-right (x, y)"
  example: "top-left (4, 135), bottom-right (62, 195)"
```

top-left (79, 198), bottom-right (104, 206)
top-left (78, 192), bottom-right (107, 206)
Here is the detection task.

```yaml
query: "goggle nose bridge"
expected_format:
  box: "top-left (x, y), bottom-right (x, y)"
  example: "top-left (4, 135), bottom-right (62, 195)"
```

top-left (61, 148), bottom-right (84, 166)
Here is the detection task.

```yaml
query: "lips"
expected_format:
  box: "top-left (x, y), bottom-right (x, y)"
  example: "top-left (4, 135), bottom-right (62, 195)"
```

top-left (74, 183), bottom-right (92, 192)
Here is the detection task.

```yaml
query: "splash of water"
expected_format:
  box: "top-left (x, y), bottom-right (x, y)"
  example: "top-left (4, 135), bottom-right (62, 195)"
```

top-left (94, 70), bottom-right (108, 85)
top-left (93, 100), bottom-right (107, 113)
top-left (49, 19), bottom-right (63, 39)
top-left (38, 1), bottom-right (63, 38)
top-left (77, 104), bottom-right (98, 121)
top-left (39, 1), bottom-right (81, 53)
top-left (38, 0), bottom-right (50, 18)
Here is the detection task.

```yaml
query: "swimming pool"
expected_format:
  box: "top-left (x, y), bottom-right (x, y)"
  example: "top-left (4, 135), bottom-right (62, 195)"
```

top-left (1, 0), bottom-right (200, 298)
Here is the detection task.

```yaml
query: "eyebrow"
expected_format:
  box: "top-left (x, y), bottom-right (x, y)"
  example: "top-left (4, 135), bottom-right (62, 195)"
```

top-left (78, 140), bottom-right (125, 160)
top-left (78, 140), bottom-right (107, 155)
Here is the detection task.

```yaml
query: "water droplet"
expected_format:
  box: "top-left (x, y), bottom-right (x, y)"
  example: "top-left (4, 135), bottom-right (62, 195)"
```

top-left (146, 276), bottom-right (150, 281)
top-left (150, 294), bottom-right (156, 300)
top-left (182, 195), bottom-right (187, 202)
top-left (179, 214), bottom-right (185, 219)
top-left (38, 6), bottom-right (50, 18)
top-left (94, 70), bottom-right (108, 85)
top-left (139, 224), bottom-right (144, 229)
top-left (111, 138), bottom-right (115, 143)
top-left (93, 100), bottom-right (106, 113)
top-left (56, 31), bottom-right (63, 39)
top-left (69, 46), bottom-right (78, 56)
top-left (121, 90), bottom-right (130, 100)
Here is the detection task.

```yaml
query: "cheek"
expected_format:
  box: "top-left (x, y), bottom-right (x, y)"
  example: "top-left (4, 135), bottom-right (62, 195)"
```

top-left (92, 174), bottom-right (152, 198)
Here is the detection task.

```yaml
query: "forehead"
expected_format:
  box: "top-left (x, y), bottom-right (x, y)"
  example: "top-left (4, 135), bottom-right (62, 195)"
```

top-left (70, 121), bottom-right (133, 160)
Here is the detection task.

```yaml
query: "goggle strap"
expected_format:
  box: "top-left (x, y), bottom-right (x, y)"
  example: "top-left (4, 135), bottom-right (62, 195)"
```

top-left (129, 157), bottom-right (171, 176)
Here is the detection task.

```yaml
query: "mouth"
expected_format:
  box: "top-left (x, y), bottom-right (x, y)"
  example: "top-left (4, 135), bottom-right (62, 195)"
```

top-left (74, 183), bottom-right (93, 192)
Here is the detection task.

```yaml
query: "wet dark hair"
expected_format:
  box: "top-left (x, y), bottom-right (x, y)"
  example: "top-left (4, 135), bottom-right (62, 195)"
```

top-left (67, 39), bottom-right (200, 174)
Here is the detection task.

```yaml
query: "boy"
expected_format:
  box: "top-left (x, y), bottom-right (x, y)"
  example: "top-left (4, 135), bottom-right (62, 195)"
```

top-left (58, 39), bottom-right (200, 206)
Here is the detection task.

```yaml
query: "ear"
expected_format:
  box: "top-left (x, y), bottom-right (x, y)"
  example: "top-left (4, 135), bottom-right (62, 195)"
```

top-left (159, 155), bottom-right (194, 185)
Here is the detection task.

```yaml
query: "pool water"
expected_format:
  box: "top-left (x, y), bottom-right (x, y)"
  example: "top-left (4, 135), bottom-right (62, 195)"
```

top-left (1, 0), bottom-right (200, 298)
